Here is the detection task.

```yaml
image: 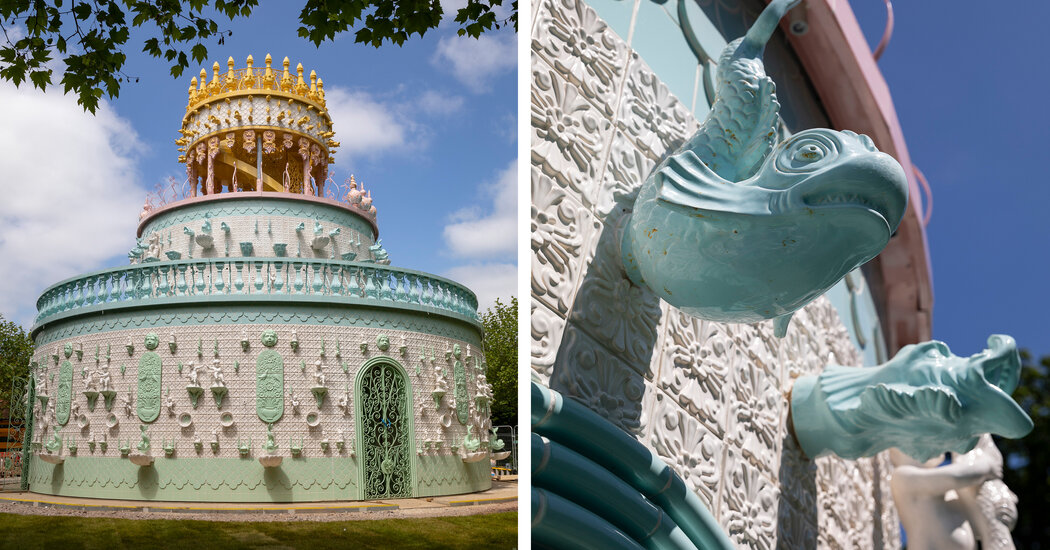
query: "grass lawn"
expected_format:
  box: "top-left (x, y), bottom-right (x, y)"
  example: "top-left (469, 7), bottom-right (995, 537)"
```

top-left (0, 511), bottom-right (517, 549)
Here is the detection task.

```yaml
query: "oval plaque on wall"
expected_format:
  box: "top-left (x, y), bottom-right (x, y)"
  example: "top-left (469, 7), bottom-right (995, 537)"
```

top-left (137, 352), bottom-right (162, 423)
top-left (454, 359), bottom-right (468, 425)
top-left (256, 349), bottom-right (284, 423)
top-left (56, 360), bottom-right (73, 426)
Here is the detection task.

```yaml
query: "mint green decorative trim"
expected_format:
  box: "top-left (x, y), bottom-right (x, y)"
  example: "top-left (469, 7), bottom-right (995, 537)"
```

top-left (355, 356), bottom-right (415, 498)
top-left (137, 352), bottom-right (162, 423)
top-left (32, 258), bottom-right (479, 331)
top-left (454, 360), bottom-right (468, 425)
top-left (56, 360), bottom-right (73, 426)
top-left (140, 198), bottom-right (377, 241)
top-left (253, 349), bottom-right (284, 424)
top-left (33, 304), bottom-right (481, 349)
top-left (532, 383), bottom-right (735, 550)
top-left (28, 455), bottom-right (361, 502)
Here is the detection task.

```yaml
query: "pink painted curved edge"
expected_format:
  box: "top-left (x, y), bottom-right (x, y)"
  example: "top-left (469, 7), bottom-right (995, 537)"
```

top-left (780, 0), bottom-right (933, 350)
top-left (136, 191), bottom-right (379, 239)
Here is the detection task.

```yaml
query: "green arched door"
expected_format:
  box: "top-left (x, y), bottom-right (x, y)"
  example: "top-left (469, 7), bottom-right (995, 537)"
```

top-left (358, 361), bottom-right (412, 499)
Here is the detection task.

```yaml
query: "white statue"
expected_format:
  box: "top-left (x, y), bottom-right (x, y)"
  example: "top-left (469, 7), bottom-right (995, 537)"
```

top-left (146, 233), bottom-right (161, 260)
top-left (85, 369), bottom-right (97, 391)
top-left (890, 434), bottom-right (1017, 550)
top-left (97, 365), bottom-right (110, 392)
top-left (314, 360), bottom-right (326, 387)
top-left (166, 392), bottom-right (176, 416)
top-left (289, 389), bottom-right (301, 414)
top-left (186, 360), bottom-right (201, 387)
top-left (210, 359), bottom-right (225, 387)
top-left (123, 392), bottom-right (133, 417)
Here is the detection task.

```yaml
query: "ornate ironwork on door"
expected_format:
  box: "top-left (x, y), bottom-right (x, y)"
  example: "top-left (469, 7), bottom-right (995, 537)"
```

top-left (359, 361), bottom-right (411, 499)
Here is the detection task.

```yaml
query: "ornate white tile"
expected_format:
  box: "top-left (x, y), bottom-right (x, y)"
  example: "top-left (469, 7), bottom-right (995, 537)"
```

top-left (533, 0), bottom-right (629, 118)
top-left (568, 207), bottom-right (664, 374)
top-left (593, 130), bottom-right (655, 220)
top-left (616, 53), bottom-right (697, 162)
top-left (531, 167), bottom-right (599, 316)
top-left (655, 313), bottom-right (730, 437)
top-left (647, 389), bottom-right (723, 507)
top-left (720, 448), bottom-right (779, 550)
top-left (532, 55), bottom-right (614, 199)
top-left (530, 298), bottom-right (564, 386)
top-left (550, 322), bottom-right (648, 436)
top-left (725, 349), bottom-right (783, 478)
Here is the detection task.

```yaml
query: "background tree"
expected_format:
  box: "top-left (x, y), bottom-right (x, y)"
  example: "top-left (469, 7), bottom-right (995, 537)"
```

top-left (0, 316), bottom-right (33, 414)
top-left (996, 349), bottom-right (1050, 548)
top-left (482, 296), bottom-right (516, 428)
top-left (0, 0), bottom-right (516, 112)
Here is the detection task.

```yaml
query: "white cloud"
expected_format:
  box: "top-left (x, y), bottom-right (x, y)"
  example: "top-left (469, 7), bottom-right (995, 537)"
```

top-left (441, 159), bottom-right (517, 309)
top-left (418, 90), bottom-right (464, 116)
top-left (443, 159), bottom-right (517, 258)
top-left (0, 83), bottom-right (145, 326)
top-left (432, 32), bottom-right (516, 93)
top-left (324, 87), bottom-right (412, 164)
top-left (444, 262), bottom-right (517, 312)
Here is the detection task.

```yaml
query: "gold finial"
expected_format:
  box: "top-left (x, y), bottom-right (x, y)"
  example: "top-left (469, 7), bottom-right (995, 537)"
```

top-left (198, 69), bottom-right (207, 92)
top-left (280, 57), bottom-right (292, 92)
top-left (188, 77), bottom-right (198, 102)
top-left (263, 53), bottom-right (274, 89)
top-left (225, 56), bottom-right (236, 86)
top-left (295, 63), bottom-right (308, 95)
top-left (309, 70), bottom-right (317, 100)
top-left (209, 61), bottom-right (221, 94)
top-left (316, 78), bottom-right (325, 103)
top-left (242, 54), bottom-right (255, 88)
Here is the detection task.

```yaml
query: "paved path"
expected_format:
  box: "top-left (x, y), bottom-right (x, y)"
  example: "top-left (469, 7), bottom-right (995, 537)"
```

top-left (0, 477), bottom-right (517, 521)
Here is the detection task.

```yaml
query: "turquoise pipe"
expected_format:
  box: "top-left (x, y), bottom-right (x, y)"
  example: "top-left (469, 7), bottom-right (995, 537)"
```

top-left (532, 383), bottom-right (734, 550)
top-left (532, 487), bottom-right (644, 550)
top-left (532, 433), bottom-right (697, 550)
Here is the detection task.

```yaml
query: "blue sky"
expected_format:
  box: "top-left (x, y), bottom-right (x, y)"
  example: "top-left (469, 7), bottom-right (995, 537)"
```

top-left (850, 1), bottom-right (1050, 359)
top-left (0, 2), bottom-right (518, 328)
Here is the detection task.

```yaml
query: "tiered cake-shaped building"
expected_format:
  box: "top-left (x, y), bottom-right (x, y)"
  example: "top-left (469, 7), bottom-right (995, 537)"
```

top-left (24, 55), bottom-right (499, 502)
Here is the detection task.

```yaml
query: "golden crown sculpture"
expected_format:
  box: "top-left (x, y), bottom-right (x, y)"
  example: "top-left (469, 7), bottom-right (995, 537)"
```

top-left (176, 55), bottom-right (340, 197)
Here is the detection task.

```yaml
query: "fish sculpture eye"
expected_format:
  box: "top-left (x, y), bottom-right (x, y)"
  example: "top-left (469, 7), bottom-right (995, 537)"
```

top-left (778, 134), bottom-right (837, 172)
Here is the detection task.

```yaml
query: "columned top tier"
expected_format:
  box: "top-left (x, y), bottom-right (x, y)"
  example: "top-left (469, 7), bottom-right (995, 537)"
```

top-left (176, 55), bottom-right (344, 200)
top-left (135, 192), bottom-right (381, 263)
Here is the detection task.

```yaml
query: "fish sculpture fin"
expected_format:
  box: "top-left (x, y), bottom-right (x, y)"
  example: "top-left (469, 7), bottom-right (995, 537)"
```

top-left (656, 151), bottom-right (772, 216)
top-left (856, 383), bottom-right (963, 424)
top-left (773, 312), bottom-right (793, 338)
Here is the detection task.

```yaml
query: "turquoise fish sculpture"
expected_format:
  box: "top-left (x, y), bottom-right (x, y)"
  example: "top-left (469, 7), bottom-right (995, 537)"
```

top-left (790, 335), bottom-right (1033, 461)
top-left (621, 0), bottom-right (908, 336)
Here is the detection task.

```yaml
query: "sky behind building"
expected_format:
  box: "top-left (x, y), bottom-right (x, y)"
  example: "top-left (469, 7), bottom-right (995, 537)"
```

top-left (0, 3), bottom-right (518, 327)
top-left (851, 1), bottom-right (1050, 359)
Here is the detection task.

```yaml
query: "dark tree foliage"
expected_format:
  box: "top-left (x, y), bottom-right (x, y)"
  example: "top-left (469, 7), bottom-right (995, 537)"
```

top-left (0, 0), bottom-right (516, 113)
top-left (482, 296), bottom-right (516, 428)
top-left (995, 349), bottom-right (1050, 549)
top-left (0, 316), bottom-right (33, 413)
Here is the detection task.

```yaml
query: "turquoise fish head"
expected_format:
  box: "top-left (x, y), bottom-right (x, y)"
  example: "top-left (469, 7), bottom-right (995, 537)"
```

top-left (849, 335), bottom-right (1032, 462)
top-left (622, 128), bottom-right (908, 324)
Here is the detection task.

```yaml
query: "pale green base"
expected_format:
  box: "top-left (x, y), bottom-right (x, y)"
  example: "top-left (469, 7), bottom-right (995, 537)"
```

top-left (28, 455), bottom-right (490, 503)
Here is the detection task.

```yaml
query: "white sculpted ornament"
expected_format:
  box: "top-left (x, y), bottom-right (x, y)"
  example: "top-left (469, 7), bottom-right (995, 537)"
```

top-left (890, 434), bottom-right (1018, 550)
top-left (186, 360), bottom-right (201, 387)
top-left (210, 359), bottom-right (225, 387)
